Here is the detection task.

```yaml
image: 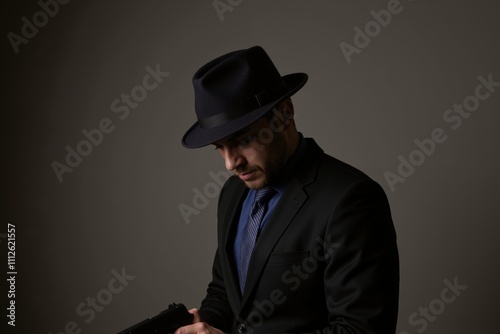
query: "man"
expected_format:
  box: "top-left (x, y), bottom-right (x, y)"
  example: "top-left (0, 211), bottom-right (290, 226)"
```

top-left (178, 46), bottom-right (399, 334)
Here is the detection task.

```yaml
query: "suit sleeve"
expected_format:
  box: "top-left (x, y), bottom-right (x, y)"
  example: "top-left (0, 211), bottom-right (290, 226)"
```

top-left (320, 179), bottom-right (400, 334)
top-left (198, 179), bottom-right (236, 332)
top-left (198, 247), bottom-right (234, 331)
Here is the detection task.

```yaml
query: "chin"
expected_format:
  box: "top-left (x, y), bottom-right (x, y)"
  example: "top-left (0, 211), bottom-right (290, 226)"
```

top-left (245, 176), bottom-right (268, 189)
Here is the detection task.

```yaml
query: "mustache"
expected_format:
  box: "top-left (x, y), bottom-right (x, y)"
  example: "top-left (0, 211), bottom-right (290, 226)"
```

top-left (234, 165), bottom-right (255, 175)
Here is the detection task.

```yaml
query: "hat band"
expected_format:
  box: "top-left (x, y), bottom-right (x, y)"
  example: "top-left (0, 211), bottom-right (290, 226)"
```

top-left (198, 107), bottom-right (248, 129)
top-left (198, 81), bottom-right (288, 129)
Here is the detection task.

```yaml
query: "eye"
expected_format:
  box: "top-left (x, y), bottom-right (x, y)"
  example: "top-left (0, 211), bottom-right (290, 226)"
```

top-left (238, 135), bottom-right (256, 148)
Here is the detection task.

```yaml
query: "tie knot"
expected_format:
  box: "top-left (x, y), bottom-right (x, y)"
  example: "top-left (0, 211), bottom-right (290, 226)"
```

top-left (254, 186), bottom-right (275, 204)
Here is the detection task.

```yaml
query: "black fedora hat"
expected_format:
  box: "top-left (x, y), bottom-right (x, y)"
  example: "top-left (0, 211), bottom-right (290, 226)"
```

top-left (181, 46), bottom-right (308, 148)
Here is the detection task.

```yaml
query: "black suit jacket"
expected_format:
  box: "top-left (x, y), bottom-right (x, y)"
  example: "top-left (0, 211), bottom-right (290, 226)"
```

top-left (199, 138), bottom-right (399, 334)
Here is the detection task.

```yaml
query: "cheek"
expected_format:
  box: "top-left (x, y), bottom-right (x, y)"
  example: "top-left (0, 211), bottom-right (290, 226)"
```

top-left (241, 143), bottom-right (266, 163)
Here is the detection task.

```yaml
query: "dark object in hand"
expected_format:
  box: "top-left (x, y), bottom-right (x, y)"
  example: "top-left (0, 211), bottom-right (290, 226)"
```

top-left (117, 303), bottom-right (193, 334)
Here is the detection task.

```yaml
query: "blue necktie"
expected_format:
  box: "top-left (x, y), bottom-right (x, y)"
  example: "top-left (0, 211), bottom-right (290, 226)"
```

top-left (238, 186), bottom-right (275, 293)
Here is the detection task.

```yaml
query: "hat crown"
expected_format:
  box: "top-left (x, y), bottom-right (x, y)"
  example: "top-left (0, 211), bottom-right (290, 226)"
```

top-left (192, 46), bottom-right (283, 123)
top-left (182, 46), bottom-right (307, 148)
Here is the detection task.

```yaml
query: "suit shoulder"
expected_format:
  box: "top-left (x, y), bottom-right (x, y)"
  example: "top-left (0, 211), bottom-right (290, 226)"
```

top-left (322, 153), bottom-right (368, 177)
top-left (310, 152), bottom-right (389, 197)
top-left (315, 152), bottom-right (371, 182)
top-left (303, 138), bottom-right (371, 183)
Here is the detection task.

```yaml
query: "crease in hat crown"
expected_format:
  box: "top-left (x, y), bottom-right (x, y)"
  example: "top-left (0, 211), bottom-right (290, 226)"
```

top-left (182, 46), bottom-right (308, 148)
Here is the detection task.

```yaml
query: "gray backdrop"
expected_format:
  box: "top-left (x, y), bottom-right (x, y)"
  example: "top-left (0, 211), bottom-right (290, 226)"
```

top-left (3, 0), bottom-right (500, 333)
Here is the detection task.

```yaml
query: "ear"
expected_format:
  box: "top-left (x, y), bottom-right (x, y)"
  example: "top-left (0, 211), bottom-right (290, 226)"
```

top-left (279, 98), bottom-right (295, 128)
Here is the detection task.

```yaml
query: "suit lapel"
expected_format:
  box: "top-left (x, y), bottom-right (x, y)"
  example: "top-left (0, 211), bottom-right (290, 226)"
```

top-left (240, 140), bottom-right (323, 307)
top-left (240, 177), bottom-right (308, 306)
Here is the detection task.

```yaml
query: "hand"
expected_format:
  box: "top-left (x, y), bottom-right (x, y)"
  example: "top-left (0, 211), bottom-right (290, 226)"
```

top-left (174, 308), bottom-right (225, 334)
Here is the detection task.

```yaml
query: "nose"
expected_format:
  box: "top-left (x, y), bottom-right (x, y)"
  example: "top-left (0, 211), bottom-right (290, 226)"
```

top-left (221, 145), bottom-right (244, 171)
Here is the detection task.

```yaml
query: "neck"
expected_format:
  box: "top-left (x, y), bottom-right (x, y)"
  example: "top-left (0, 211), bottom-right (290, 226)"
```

top-left (286, 130), bottom-right (300, 159)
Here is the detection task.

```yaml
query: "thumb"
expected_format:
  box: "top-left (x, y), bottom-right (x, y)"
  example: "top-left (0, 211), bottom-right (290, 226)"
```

top-left (188, 308), bottom-right (202, 323)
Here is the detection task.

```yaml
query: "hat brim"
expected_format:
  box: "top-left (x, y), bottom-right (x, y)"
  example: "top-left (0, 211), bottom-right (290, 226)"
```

top-left (181, 72), bottom-right (308, 148)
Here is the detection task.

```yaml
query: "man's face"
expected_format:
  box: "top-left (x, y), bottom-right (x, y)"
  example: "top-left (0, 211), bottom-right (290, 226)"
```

top-left (213, 115), bottom-right (289, 189)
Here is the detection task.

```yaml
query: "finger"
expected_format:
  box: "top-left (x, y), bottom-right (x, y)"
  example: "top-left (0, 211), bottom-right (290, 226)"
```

top-left (175, 323), bottom-right (196, 334)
